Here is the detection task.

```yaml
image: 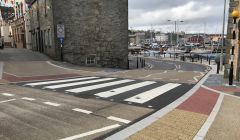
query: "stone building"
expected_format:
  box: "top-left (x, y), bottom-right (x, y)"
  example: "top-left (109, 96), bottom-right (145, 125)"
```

top-left (29, 0), bottom-right (128, 69)
top-left (226, 0), bottom-right (240, 80)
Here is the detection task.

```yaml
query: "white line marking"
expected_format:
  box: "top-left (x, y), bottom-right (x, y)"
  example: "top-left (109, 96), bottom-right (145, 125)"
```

top-left (95, 81), bottom-right (156, 98)
top-left (0, 99), bottom-right (16, 104)
top-left (193, 93), bottom-right (224, 140)
top-left (124, 83), bottom-right (181, 104)
top-left (25, 77), bottom-right (98, 86)
top-left (22, 97), bottom-right (36, 101)
top-left (194, 77), bottom-right (199, 82)
top-left (44, 78), bottom-right (115, 89)
top-left (44, 102), bottom-right (61, 107)
top-left (200, 72), bottom-right (205, 76)
top-left (201, 85), bottom-right (240, 100)
top-left (2, 93), bottom-right (14, 97)
top-left (59, 124), bottom-right (121, 140)
top-left (72, 108), bottom-right (93, 114)
top-left (66, 79), bottom-right (134, 93)
top-left (107, 116), bottom-right (131, 124)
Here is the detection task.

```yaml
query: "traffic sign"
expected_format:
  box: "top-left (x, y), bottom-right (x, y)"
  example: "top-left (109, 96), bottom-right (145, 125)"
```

top-left (57, 24), bottom-right (65, 38)
top-left (60, 38), bottom-right (64, 45)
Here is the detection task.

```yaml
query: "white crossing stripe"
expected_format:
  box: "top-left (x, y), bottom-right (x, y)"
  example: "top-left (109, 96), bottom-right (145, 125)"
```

top-left (44, 78), bottom-right (116, 89)
top-left (2, 93), bottom-right (14, 97)
top-left (95, 81), bottom-right (156, 98)
top-left (124, 83), bottom-right (181, 104)
top-left (72, 108), bottom-right (93, 114)
top-left (25, 77), bottom-right (98, 86)
top-left (22, 97), bottom-right (36, 101)
top-left (107, 116), bottom-right (131, 124)
top-left (0, 99), bottom-right (16, 104)
top-left (44, 102), bottom-right (61, 107)
top-left (59, 124), bottom-right (121, 140)
top-left (66, 79), bottom-right (135, 93)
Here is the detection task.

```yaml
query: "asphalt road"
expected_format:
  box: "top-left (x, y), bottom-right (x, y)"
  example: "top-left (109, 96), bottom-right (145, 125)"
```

top-left (0, 48), bottom-right (205, 139)
top-left (0, 84), bottom-right (153, 140)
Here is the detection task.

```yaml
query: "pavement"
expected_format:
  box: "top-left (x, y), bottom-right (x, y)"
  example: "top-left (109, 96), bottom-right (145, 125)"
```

top-left (106, 65), bottom-right (240, 140)
top-left (1, 48), bottom-right (239, 140)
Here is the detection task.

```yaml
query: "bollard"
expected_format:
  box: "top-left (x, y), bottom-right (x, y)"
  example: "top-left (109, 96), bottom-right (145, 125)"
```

top-left (127, 60), bottom-right (130, 70)
top-left (217, 62), bottom-right (220, 74)
top-left (209, 58), bottom-right (211, 65)
top-left (137, 56), bottom-right (139, 69)
top-left (201, 57), bottom-right (203, 64)
top-left (192, 57), bottom-right (194, 62)
top-left (170, 54), bottom-right (172, 58)
top-left (229, 62), bottom-right (234, 85)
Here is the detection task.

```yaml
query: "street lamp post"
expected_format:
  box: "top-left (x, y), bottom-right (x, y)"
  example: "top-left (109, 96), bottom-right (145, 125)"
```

top-left (229, 10), bottom-right (239, 85)
top-left (220, 0), bottom-right (227, 71)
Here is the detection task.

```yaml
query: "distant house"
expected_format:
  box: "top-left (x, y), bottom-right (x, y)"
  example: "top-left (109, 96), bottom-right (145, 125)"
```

top-left (0, 6), bottom-right (14, 46)
top-left (187, 35), bottom-right (204, 45)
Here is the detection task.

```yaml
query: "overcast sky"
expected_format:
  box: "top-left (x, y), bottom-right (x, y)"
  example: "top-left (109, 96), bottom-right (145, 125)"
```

top-left (129, 0), bottom-right (229, 34)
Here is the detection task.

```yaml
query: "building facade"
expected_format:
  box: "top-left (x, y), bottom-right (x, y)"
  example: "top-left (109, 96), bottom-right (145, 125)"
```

top-left (227, 0), bottom-right (240, 80)
top-left (29, 0), bottom-right (128, 69)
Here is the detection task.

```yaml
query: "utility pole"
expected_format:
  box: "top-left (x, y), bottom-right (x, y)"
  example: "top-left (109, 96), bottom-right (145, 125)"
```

top-left (220, 0), bottom-right (227, 71)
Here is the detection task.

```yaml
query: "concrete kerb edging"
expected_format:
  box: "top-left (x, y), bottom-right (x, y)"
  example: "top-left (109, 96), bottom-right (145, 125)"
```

top-left (193, 88), bottom-right (224, 140)
top-left (105, 62), bottom-right (216, 140)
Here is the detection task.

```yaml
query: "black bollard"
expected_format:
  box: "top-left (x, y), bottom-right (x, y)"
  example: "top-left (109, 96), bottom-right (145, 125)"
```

top-left (137, 57), bottom-right (139, 69)
top-left (217, 62), bottom-right (220, 74)
top-left (229, 62), bottom-right (234, 85)
top-left (127, 60), bottom-right (130, 69)
top-left (209, 58), bottom-right (211, 65)
top-left (192, 57), bottom-right (194, 62)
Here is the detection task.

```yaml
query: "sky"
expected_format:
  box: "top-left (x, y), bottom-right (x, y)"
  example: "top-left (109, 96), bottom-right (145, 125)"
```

top-left (129, 0), bottom-right (229, 34)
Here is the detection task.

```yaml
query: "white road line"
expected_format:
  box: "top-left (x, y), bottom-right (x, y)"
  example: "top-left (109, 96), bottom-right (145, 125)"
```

top-left (25, 77), bottom-right (98, 86)
top-left (0, 99), bottom-right (16, 104)
top-left (59, 124), bottom-right (121, 140)
top-left (124, 83), bottom-right (181, 104)
top-left (44, 102), bottom-right (61, 107)
top-left (72, 108), bottom-right (93, 114)
top-left (44, 78), bottom-right (116, 89)
top-left (194, 77), bottom-right (199, 82)
top-left (66, 79), bottom-right (134, 93)
top-left (22, 97), bottom-right (36, 101)
top-left (2, 93), bottom-right (14, 97)
top-left (107, 116), bottom-right (131, 124)
top-left (95, 81), bottom-right (156, 98)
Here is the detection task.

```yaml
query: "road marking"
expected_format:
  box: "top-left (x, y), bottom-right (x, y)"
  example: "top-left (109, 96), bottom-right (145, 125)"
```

top-left (22, 97), bottom-right (36, 101)
top-left (44, 102), bottom-right (61, 107)
top-left (59, 124), bottom-right (121, 140)
top-left (95, 81), bottom-right (156, 98)
top-left (194, 77), bottom-right (199, 82)
top-left (0, 99), bottom-right (16, 104)
top-left (107, 116), bottom-right (131, 124)
top-left (72, 108), bottom-right (93, 114)
top-left (25, 77), bottom-right (98, 86)
top-left (2, 93), bottom-right (14, 97)
top-left (124, 83), bottom-right (181, 104)
top-left (44, 78), bottom-right (115, 89)
top-left (200, 72), bottom-right (205, 76)
top-left (66, 79), bottom-right (134, 93)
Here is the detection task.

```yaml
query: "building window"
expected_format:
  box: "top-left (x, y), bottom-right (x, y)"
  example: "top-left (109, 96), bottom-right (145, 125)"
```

top-left (86, 55), bottom-right (96, 65)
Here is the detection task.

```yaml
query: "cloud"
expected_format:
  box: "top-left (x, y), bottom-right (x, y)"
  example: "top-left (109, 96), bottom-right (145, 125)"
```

top-left (129, 0), bottom-right (228, 34)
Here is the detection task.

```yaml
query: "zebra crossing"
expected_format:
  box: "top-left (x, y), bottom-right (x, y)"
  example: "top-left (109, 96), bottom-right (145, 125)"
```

top-left (17, 76), bottom-right (194, 109)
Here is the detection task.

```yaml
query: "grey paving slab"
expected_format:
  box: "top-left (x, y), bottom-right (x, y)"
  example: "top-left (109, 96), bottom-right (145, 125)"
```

top-left (203, 74), bottom-right (224, 87)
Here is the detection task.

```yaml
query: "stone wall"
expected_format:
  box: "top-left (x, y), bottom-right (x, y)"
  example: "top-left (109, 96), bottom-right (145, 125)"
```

top-left (52, 0), bottom-right (128, 69)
